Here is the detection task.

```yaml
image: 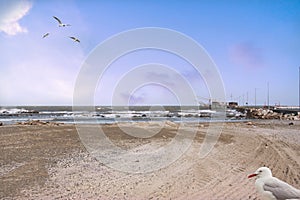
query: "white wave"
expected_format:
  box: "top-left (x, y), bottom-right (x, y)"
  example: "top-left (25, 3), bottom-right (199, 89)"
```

top-left (0, 108), bottom-right (31, 114)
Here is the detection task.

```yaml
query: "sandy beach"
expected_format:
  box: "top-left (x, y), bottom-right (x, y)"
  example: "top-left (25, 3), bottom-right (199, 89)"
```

top-left (1, 120), bottom-right (300, 199)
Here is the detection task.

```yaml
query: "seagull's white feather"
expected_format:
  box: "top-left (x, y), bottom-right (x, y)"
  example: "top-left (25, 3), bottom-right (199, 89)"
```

top-left (263, 177), bottom-right (300, 200)
top-left (249, 167), bottom-right (300, 200)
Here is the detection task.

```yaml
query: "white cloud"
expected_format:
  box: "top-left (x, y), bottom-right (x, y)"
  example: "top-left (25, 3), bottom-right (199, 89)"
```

top-left (0, 63), bottom-right (75, 105)
top-left (0, 33), bottom-right (85, 105)
top-left (0, 0), bottom-right (32, 35)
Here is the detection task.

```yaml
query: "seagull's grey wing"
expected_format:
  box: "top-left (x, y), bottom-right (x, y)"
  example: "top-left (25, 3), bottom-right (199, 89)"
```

top-left (53, 16), bottom-right (62, 24)
top-left (263, 178), bottom-right (300, 200)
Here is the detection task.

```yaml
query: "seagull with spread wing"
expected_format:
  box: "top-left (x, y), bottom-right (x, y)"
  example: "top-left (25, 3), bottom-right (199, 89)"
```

top-left (53, 16), bottom-right (71, 27)
top-left (69, 36), bottom-right (80, 43)
top-left (42, 32), bottom-right (50, 38)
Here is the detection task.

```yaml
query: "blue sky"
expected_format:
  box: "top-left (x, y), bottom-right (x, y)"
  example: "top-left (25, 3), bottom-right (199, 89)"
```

top-left (0, 0), bottom-right (299, 106)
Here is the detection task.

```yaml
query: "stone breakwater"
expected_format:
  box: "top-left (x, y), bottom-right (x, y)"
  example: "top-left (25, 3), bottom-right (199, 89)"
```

top-left (246, 108), bottom-right (300, 120)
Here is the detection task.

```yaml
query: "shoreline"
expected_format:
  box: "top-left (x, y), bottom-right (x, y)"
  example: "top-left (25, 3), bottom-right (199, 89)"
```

top-left (2, 116), bottom-right (300, 125)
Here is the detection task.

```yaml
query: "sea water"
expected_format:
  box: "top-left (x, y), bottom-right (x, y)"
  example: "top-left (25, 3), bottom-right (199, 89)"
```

top-left (0, 106), bottom-right (245, 125)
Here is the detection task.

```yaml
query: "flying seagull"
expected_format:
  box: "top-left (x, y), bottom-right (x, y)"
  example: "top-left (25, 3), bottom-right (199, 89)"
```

top-left (53, 16), bottom-right (71, 27)
top-left (69, 36), bottom-right (80, 43)
top-left (42, 32), bottom-right (50, 38)
top-left (248, 167), bottom-right (300, 200)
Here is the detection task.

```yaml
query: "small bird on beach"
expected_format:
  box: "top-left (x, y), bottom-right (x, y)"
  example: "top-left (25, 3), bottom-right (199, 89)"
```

top-left (248, 167), bottom-right (300, 200)
top-left (69, 36), bottom-right (80, 43)
top-left (53, 16), bottom-right (71, 27)
top-left (42, 32), bottom-right (50, 38)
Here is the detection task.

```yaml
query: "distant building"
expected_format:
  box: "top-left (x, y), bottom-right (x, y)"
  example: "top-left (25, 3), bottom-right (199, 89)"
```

top-left (211, 101), bottom-right (226, 110)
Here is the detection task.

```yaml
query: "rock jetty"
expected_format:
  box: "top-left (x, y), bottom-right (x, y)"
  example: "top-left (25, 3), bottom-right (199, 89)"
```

top-left (246, 108), bottom-right (299, 120)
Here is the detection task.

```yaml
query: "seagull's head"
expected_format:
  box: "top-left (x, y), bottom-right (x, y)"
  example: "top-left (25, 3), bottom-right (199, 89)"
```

top-left (248, 167), bottom-right (273, 179)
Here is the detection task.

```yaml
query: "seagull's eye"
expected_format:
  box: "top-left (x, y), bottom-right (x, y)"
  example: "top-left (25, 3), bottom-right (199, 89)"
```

top-left (259, 170), bottom-right (262, 173)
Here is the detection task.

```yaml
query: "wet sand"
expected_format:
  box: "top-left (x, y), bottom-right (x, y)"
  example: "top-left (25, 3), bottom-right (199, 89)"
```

top-left (1, 121), bottom-right (300, 199)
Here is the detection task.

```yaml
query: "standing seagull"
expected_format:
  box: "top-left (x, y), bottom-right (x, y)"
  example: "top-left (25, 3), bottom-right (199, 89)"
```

top-left (248, 167), bottom-right (300, 200)
top-left (42, 32), bottom-right (50, 38)
top-left (69, 36), bottom-right (80, 43)
top-left (53, 16), bottom-right (71, 27)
